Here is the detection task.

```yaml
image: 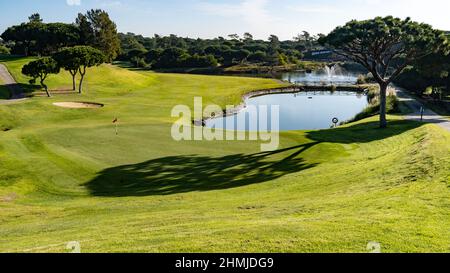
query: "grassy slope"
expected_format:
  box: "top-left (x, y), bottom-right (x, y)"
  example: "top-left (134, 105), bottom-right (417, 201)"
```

top-left (0, 57), bottom-right (449, 253)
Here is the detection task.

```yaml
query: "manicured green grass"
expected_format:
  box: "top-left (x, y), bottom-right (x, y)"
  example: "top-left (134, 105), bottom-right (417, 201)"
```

top-left (0, 57), bottom-right (449, 253)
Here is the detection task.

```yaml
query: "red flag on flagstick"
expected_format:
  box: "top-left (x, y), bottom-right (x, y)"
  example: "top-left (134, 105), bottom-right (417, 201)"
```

top-left (113, 118), bottom-right (118, 123)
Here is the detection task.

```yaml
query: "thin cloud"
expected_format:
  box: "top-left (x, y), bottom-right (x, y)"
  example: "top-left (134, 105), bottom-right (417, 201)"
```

top-left (66, 0), bottom-right (81, 6)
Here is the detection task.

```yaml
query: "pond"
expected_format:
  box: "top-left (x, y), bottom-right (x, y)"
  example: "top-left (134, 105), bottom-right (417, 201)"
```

top-left (280, 65), bottom-right (359, 85)
top-left (205, 91), bottom-right (369, 131)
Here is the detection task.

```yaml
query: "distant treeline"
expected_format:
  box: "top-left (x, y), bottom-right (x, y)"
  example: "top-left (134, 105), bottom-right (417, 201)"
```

top-left (0, 12), bottom-right (448, 99)
top-left (118, 32), bottom-right (325, 69)
top-left (1, 11), bottom-right (120, 62)
top-left (0, 12), bottom-right (326, 70)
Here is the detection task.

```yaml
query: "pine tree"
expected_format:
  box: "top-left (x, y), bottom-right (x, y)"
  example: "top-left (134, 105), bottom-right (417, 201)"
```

top-left (85, 9), bottom-right (121, 63)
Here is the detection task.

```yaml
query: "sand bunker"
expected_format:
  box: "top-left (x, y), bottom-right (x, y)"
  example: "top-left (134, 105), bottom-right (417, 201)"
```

top-left (53, 102), bottom-right (104, 109)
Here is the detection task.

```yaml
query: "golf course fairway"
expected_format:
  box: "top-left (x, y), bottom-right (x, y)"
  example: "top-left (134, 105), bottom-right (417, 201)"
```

top-left (0, 57), bottom-right (449, 253)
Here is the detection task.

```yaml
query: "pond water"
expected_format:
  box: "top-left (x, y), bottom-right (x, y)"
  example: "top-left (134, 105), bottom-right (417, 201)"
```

top-left (206, 65), bottom-right (367, 131)
top-left (281, 65), bottom-right (359, 85)
top-left (205, 91), bottom-right (369, 131)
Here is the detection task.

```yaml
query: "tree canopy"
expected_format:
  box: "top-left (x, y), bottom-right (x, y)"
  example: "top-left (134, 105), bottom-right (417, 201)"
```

top-left (1, 12), bottom-right (321, 68)
top-left (320, 16), bottom-right (449, 127)
top-left (67, 46), bottom-right (105, 93)
top-left (1, 11), bottom-right (119, 60)
top-left (395, 48), bottom-right (450, 98)
top-left (22, 57), bottom-right (60, 97)
top-left (53, 47), bottom-right (84, 91)
top-left (2, 21), bottom-right (80, 56)
top-left (77, 9), bottom-right (121, 63)
top-left (118, 32), bottom-right (318, 69)
top-left (28, 13), bottom-right (43, 24)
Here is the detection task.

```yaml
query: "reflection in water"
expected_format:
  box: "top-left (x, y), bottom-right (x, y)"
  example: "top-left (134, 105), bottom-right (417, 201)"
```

top-left (206, 91), bottom-right (368, 131)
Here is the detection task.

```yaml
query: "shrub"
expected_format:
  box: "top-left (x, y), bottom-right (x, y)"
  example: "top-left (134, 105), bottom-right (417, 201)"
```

top-left (277, 53), bottom-right (288, 66)
top-left (357, 75), bottom-right (367, 84)
top-left (182, 54), bottom-right (218, 68)
top-left (347, 90), bottom-right (400, 123)
top-left (357, 73), bottom-right (375, 84)
top-left (247, 51), bottom-right (267, 63)
top-left (131, 56), bottom-right (148, 68)
top-left (0, 45), bottom-right (10, 55)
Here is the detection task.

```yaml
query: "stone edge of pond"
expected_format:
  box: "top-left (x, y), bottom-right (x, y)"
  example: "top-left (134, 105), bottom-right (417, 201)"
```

top-left (193, 84), bottom-right (370, 127)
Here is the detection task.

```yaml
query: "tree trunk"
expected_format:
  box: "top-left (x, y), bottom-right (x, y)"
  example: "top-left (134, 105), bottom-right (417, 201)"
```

top-left (379, 82), bottom-right (388, 128)
top-left (44, 85), bottom-right (51, 97)
top-left (71, 71), bottom-right (77, 91)
top-left (79, 74), bottom-right (84, 94)
top-left (78, 66), bottom-right (86, 94)
top-left (24, 42), bottom-right (30, 56)
top-left (41, 79), bottom-right (50, 97)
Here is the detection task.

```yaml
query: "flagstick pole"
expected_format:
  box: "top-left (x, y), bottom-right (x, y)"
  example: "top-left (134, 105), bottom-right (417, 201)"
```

top-left (113, 117), bottom-right (119, 136)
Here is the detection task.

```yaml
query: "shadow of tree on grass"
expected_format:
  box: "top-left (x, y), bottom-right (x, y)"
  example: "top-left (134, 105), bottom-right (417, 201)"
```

top-left (86, 120), bottom-right (424, 197)
top-left (2, 83), bottom-right (40, 99)
top-left (307, 120), bottom-right (423, 144)
top-left (87, 143), bottom-right (318, 197)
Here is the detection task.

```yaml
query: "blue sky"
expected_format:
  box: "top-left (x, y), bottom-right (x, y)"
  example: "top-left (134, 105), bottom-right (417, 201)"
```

top-left (1, 0), bottom-right (449, 40)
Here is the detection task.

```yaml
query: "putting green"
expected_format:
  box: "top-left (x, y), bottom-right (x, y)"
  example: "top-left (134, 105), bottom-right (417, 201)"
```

top-left (0, 57), bottom-right (449, 253)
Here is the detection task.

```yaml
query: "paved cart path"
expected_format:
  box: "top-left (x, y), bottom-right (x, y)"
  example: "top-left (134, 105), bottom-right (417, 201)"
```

top-left (0, 63), bottom-right (26, 104)
top-left (395, 86), bottom-right (450, 132)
